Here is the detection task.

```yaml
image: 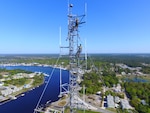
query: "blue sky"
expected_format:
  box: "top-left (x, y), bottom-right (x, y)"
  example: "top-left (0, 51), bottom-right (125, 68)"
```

top-left (0, 0), bottom-right (150, 54)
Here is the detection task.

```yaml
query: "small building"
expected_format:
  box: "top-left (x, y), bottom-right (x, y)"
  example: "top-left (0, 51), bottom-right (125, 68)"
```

top-left (96, 91), bottom-right (101, 95)
top-left (1, 87), bottom-right (12, 96)
top-left (0, 78), bottom-right (5, 82)
top-left (27, 73), bottom-right (36, 78)
top-left (0, 81), bottom-right (4, 86)
top-left (114, 84), bottom-right (122, 92)
top-left (2, 74), bottom-right (9, 77)
top-left (10, 86), bottom-right (20, 93)
top-left (114, 96), bottom-right (120, 103)
top-left (107, 95), bottom-right (115, 108)
top-left (0, 96), bottom-right (5, 101)
top-left (121, 72), bottom-right (126, 75)
top-left (120, 99), bottom-right (132, 109)
top-left (24, 84), bottom-right (31, 88)
top-left (1, 86), bottom-right (22, 97)
top-left (13, 74), bottom-right (24, 79)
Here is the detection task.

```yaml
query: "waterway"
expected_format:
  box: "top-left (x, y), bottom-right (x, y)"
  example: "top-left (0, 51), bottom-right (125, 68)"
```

top-left (124, 77), bottom-right (149, 83)
top-left (0, 66), bottom-right (69, 113)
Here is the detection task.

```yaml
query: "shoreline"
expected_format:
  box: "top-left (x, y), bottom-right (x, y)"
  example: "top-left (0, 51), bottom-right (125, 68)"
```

top-left (0, 83), bottom-right (44, 105)
top-left (0, 64), bottom-right (67, 106)
top-left (0, 63), bottom-right (67, 71)
top-left (0, 70), bottom-right (45, 105)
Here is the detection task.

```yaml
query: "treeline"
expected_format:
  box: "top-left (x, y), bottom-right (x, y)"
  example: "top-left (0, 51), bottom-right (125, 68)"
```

top-left (0, 68), bottom-right (32, 75)
top-left (0, 55), bottom-right (70, 66)
top-left (105, 90), bottom-right (124, 98)
top-left (32, 74), bottom-right (44, 87)
top-left (101, 68), bottom-right (119, 88)
top-left (80, 72), bottom-right (119, 94)
top-left (80, 72), bottom-right (102, 94)
top-left (4, 78), bottom-right (27, 86)
top-left (90, 54), bottom-right (150, 67)
top-left (1, 54), bottom-right (150, 67)
top-left (141, 66), bottom-right (150, 74)
top-left (124, 82), bottom-right (150, 113)
top-left (102, 75), bottom-right (119, 88)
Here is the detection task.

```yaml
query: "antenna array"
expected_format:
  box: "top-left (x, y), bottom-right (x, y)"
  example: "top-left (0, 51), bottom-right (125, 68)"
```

top-left (60, 1), bottom-right (86, 112)
top-left (67, 2), bottom-right (85, 113)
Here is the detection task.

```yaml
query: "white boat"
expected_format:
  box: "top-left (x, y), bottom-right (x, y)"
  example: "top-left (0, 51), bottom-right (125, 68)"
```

top-left (21, 94), bottom-right (25, 96)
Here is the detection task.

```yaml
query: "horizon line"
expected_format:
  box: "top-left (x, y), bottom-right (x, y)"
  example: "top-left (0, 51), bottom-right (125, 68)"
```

top-left (0, 53), bottom-right (150, 55)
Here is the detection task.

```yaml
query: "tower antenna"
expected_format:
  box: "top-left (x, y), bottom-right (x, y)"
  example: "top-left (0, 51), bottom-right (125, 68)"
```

top-left (59, 26), bottom-right (62, 56)
top-left (59, 1), bottom-right (86, 112)
top-left (67, 2), bottom-right (86, 113)
top-left (85, 39), bottom-right (87, 70)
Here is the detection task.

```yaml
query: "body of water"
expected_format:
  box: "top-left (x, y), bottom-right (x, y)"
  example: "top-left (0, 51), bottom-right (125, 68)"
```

top-left (0, 66), bottom-right (69, 113)
top-left (124, 77), bottom-right (149, 83)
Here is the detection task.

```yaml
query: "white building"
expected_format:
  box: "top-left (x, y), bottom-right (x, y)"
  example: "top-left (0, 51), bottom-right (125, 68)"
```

top-left (1, 86), bottom-right (22, 97)
top-left (13, 73), bottom-right (24, 79)
top-left (114, 96), bottom-right (120, 103)
top-left (120, 99), bottom-right (132, 109)
top-left (96, 91), bottom-right (101, 95)
top-left (24, 84), bottom-right (31, 88)
top-left (26, 73), bottom-right (36, 78)
top-left (114, 84), bottom-right (122, 92)
top-left (0, 96), bottom-right (5, 101)
top-left (121, 72), bottom-right (126, 75)
top-left (1, 87), bottom-right (12, 96)
top-left (0, 82), bottom-right (4, 86)
top-left (107, 95), bottom-right (115, 108)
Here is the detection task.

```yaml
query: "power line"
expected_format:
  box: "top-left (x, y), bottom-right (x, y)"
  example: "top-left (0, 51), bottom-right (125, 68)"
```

top-left (88, 54), bottom-right (106, 87)
top-left (34, 57), bottom-right (60, 113)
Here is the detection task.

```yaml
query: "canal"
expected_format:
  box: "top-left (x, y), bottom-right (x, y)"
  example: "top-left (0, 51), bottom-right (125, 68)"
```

top-left (0, 66), bottom-right (69, 113)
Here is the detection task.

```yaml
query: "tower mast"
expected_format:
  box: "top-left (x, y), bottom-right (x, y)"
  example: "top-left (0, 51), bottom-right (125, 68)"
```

top-left (67, 1), bottom-right (85, 113)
